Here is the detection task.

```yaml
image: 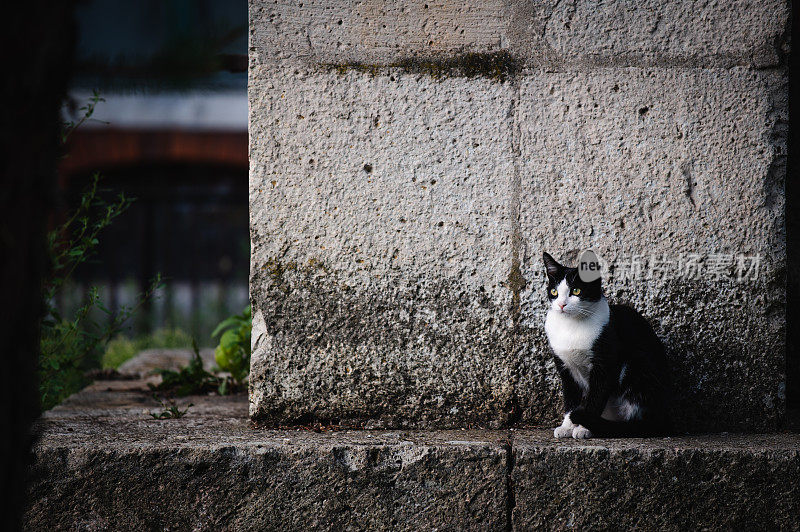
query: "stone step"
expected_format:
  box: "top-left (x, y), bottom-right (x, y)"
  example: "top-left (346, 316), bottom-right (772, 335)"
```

top-left (26, 379), bottom-right (799, 531)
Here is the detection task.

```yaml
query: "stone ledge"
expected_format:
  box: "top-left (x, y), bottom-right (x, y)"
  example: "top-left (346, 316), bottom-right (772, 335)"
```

top-left (27, 380), bottom-right (510, 531)
top-left (26, 379), bottom-right (800, 530)
top-left (513, 431), bottom-right (800, 530)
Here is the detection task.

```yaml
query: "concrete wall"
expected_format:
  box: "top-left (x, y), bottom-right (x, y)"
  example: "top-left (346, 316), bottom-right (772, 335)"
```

top-left (248, 0), bottom-right (789, 431)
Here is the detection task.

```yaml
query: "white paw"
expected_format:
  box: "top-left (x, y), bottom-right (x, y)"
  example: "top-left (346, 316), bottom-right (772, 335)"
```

top-left (572, 425), bottom-right (593, 439)
top-left (554, 425), bottom-right (573, 438)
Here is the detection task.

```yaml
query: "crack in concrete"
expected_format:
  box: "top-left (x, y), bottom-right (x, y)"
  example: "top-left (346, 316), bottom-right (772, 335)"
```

top-left (508, 74), bottom-right (524, 325)
top-left (502, 434), bottom-right (516, 531)
top-left (507, 74), bottom-right (525, 428)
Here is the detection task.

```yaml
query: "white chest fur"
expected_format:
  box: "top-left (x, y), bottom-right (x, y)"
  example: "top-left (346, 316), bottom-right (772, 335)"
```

top-left (545, 299), bottom-right (610, 389)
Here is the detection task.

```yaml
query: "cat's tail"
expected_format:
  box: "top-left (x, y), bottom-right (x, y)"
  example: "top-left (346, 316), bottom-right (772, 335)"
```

top-left (569, 410), bottom-right (672, 438)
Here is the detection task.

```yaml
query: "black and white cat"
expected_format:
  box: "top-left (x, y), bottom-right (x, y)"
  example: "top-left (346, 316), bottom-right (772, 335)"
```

top-left (543, 251), bottom-right (672, 439)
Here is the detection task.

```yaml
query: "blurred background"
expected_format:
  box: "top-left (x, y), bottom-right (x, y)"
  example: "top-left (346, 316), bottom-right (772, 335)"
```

top-left (57, 0), bottom-right (249, 362)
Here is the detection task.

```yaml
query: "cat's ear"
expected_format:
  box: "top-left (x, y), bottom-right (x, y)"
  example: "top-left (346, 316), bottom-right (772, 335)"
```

top-left (543, 252), bottom-right (563, 280)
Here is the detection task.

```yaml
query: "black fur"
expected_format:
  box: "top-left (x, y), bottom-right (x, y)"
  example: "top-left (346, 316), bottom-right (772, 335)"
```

top-left (543, 252), bottom-right (672, 437)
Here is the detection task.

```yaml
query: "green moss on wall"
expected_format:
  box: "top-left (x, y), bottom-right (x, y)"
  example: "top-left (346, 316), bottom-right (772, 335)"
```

top-left (325, 51), bottom-right (521, 82)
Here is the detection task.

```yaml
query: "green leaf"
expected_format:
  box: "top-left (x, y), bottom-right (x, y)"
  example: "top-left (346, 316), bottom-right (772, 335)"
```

top-left (211, 316), bottom-right (240, 338)
top-left (219, 329), bottom-right (239, 350)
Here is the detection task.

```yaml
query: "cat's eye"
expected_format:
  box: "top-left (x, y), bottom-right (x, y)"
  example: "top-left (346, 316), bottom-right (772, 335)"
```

top-left (550, 288), bottom-right (558, 296)
top-left (571, 288), bottom-right (581, 296)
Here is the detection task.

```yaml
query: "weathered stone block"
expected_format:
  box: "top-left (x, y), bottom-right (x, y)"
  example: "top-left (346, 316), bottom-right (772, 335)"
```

top-left (25, 382), bottom-right (509, 531)
top-left (516, 67), bottom-right (788, 430)
top-left (249, 1), bottom-right (789, 68)
top-left (508, 0), bottom-right (789, 69)
top-left (512, 430), bottom-right (800, 530)
top-left (249, 66), bottom-right (520, 427)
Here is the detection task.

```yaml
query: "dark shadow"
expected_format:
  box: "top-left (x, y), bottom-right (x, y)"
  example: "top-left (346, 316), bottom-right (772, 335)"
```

top-left (786, 0), bottom-right (799, 414)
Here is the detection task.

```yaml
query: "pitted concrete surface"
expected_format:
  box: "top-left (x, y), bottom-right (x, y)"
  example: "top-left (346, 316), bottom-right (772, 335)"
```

top-left (27, 379), bottom-right (510, 531)
top-left (249, 0), bottom-right (789, 68)
top-left (249, 1), bottom-right (789, 430)
top-left (513, 430), bottom-right (800, 531)
top-left (25, 380), bottom-right (800, 530)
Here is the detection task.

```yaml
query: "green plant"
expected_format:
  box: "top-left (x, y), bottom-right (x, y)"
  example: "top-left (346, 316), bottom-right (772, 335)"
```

top-left (149, 340), bottom-right (222, 396)
top-left (39, 173), bottom-right (162, 410)
top-left (102, 328), bottom-right (193, 369)
top-left (149, 394), bottom-right (193, 419)
top-left (211, 305), bottom-right (251, 384)
top-left (61, 90), bottom-right (105, 143)
top-left (38, 94), bottom-right (161, 411)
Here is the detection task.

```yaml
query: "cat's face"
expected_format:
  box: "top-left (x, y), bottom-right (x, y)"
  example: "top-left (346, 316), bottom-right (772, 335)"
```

top-left (543, 251), bottom-right (603, 318)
